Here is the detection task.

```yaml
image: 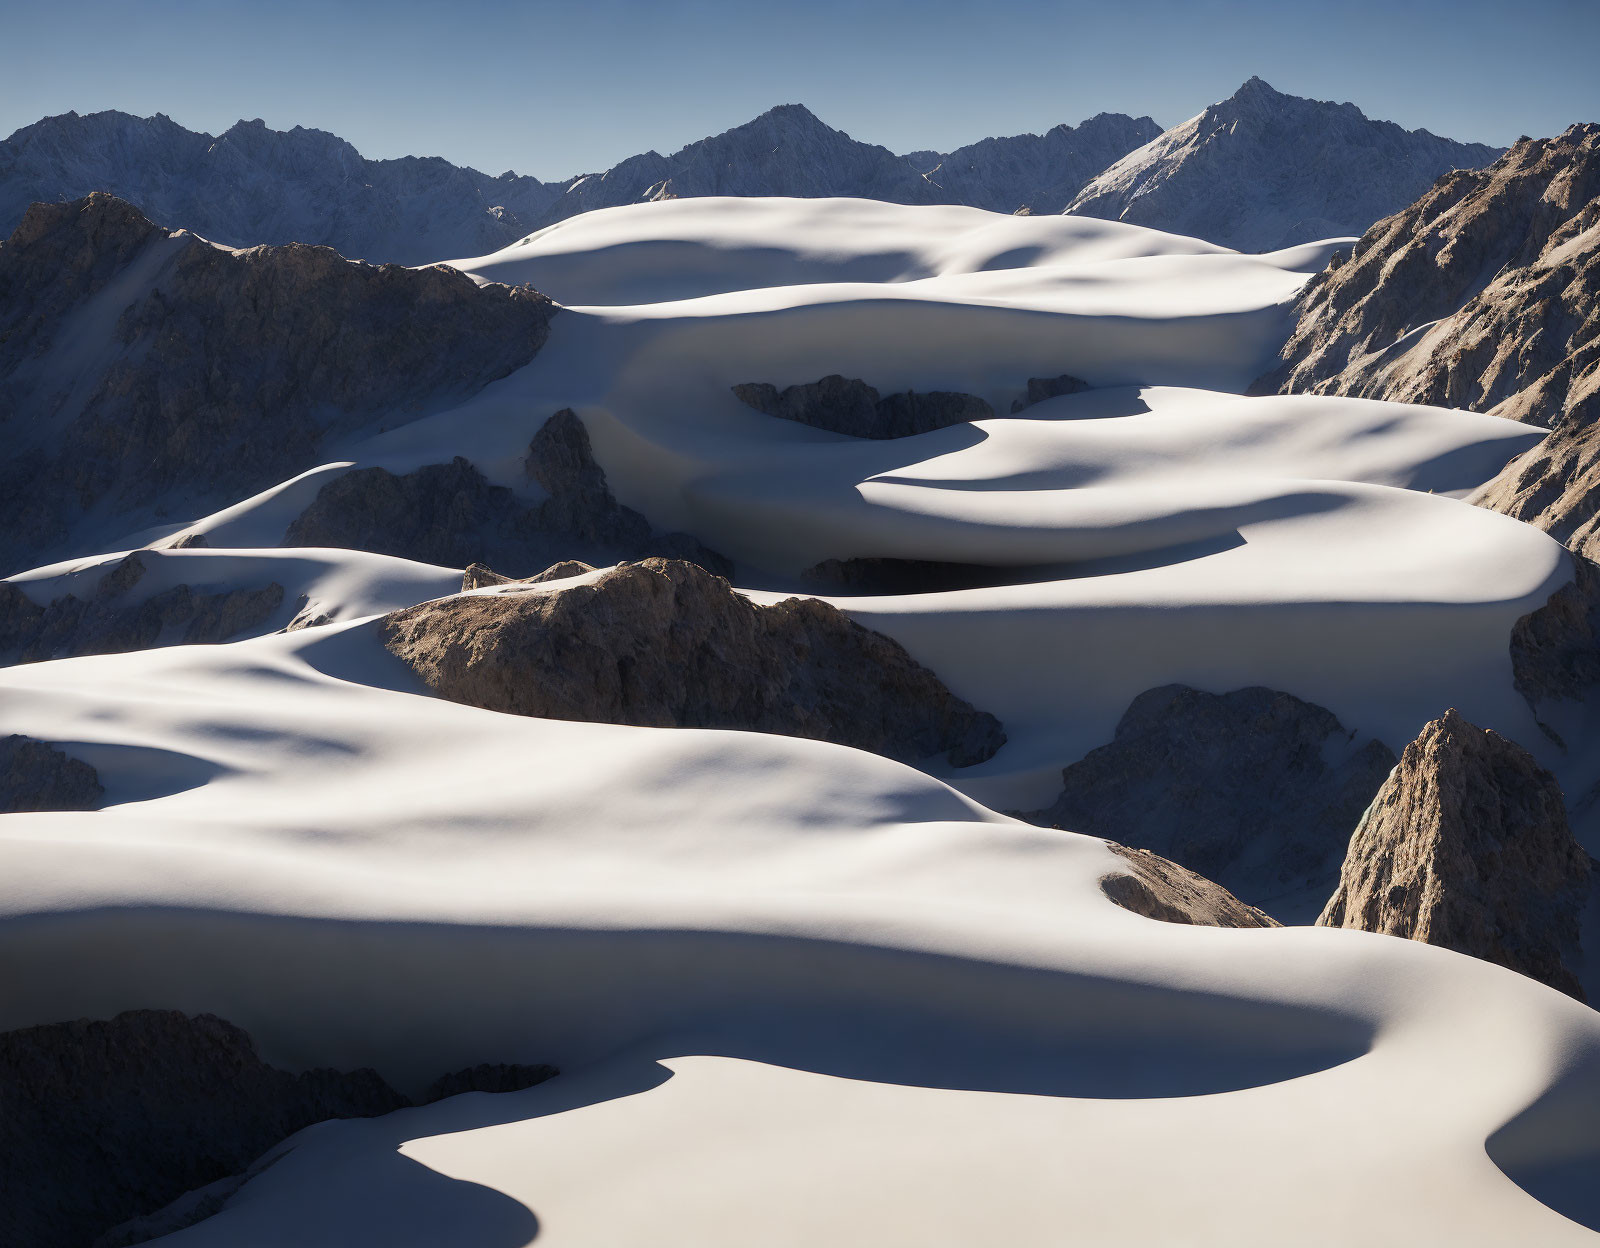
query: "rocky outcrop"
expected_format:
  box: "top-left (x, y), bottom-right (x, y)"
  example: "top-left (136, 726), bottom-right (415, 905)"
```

top-left (0, 1009), bottom-right (558, 1248)
top-left (1099, 842), bottom-right (1281, 929)
top-left (1019, 685), bottom-right (1397, 921)
top-left (0, 552), bottom-right (284, 665)
top-left (0, 110), bottom-right (560, 266)
top-left (284, 410), bottom-right (729, 577)
top-left (1009, 373), bottom-right (1089, 413)
top-left (1511, 555), bottom-right (1600, 715)
top-left (1318, 710), bottom-right (1591, 999)
top-left (0, 735), bottom-right (103, 812)
top-left (1067, 77), bottom-right (1500, 252)
top-left (0, 194), bottom-right (556, 575)
top-left (382, 557), bottom-right (1005, 768)
top-left (0, 1010), bottom-right (407, 1248)
top-left (2, 95), bottom-right (1498, 262)
top-left (1256, 125), bottom-right (1600, 557)
top-left (733, 376), bottom-right (994, 439)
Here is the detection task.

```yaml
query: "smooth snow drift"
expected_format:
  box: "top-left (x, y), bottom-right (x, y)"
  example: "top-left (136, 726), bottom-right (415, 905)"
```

top-left (2, 197), bottom-right (1595, 1246)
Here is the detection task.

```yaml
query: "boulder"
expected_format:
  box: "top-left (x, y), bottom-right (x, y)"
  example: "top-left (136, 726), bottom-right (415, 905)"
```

top-left (382, 557), bottom-right (1005, 769)
top-left (1318, 710), bottom-right (1591, 999)
top-left (1099, 842), bottom-right (1281, 929)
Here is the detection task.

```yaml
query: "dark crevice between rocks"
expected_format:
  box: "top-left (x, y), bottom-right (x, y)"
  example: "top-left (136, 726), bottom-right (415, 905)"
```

top-left (282, 408), bottom-right (731, 580)
top-left (0, 552), bottom-right (284, 667)
top-left (382, 556), bottom-right (1005, 769)
top-left (0, 1009), bottom-right (556, 1248)
top-left (732, 372), bottom-right (1093, 439)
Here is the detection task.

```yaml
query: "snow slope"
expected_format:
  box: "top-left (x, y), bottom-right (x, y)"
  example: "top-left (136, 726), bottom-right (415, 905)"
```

top-left (3, 196), bottom-right (1596, 1245)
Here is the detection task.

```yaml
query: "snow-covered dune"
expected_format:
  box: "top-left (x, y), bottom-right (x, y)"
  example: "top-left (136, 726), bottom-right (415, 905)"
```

top-left (3, 196), bottom-right (1596, 1245)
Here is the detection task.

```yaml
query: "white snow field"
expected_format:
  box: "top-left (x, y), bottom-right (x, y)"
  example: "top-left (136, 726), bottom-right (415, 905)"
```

top-left (4, 197), bottom-right (1598, 1245)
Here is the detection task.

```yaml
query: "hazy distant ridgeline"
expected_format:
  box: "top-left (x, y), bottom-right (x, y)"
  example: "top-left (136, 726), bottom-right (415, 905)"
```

top-left (0, 79), bottom-right (1501, 264)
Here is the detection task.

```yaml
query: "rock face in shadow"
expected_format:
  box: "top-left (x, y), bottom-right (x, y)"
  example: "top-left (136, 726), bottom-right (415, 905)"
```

top-left (1018, 685), bottom-right (1397, 921)
top-left (733, 376), bottom-right (994, 438)
top-left (0, 1010), bottom-right (407, 1248)
top-left (382, 557), bottom-right (1005, 768)
top-left (284, 410), bottom-right (731, 579)
top-left (1256, 126), bottom-right (1600, 559)
top-left (1099, 842), bottom-right (1281, 929)
top-left (0, 1009), bottom-right (559, 1248)
top-left (1010, 374), bottom-right (1090, 413)
top-left (0, 735), bottom-right (103, 812)
top-left (462, 560), bottom-right (595, 591)
top-left (0, 552), bottom-right (284, 666)
top-left (0, 194), bottom-right (556, 575)
top-left (1512, 555), bottom-right (1600, 715)
top-left (1317, 710), bottom-right (1591, 1000)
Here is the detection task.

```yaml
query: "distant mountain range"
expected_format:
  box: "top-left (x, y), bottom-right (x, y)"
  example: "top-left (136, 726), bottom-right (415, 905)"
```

top-left (0, 80), bottom-right (1503, 264)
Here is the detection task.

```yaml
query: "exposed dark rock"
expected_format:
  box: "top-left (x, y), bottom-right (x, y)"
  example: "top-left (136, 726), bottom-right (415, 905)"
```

top-left (1099, 842), bottom-right (1281, 929)
top-left (0, 193), bottom-right (556, 575)
top-left (732, 376), bottom-right (994, 438)
top-left (382, 557), bottom-right (1005, 769)
top-left (1017, 685), bottom-right (1397, 921)
top-left (802, 557), bottom-right (1025, 595)
top-left (1010, 373), bottom-right (1090, 413)
top-left (462, 562), bottom-right (514, 590)
top-left (1317, 710), bottom-right (1591, 1000)
top-left (0, 552), bottom-right (284, 666)
top-left (0, 735), bottom-right (103, 813)
top-left (462, 560), bottom-right (595, 592)
top-left (0, 1010), bottom-right (409, 1248)
top-left (1254, 125), bottom-right (1600, 560)
top-left (421, 1062), bottom-right (558, 1103)
top-left (284, 410), bottom-right (731, 579)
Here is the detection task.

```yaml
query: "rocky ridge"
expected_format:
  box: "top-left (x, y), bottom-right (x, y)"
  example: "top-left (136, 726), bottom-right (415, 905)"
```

top-left (1020, 685), bottom-right (1398, 921)
top-left (1317, 710), bottom-right (1591, 1000)
top-left (381, 557), bottom-right (1005, 769)
top-left (0, 194), bottom-right (555, 576)
top-left (284, 410), bottom-right (729, 578)
top-left (916, 113), bottom-right (1163, 215)
top-left (0, 552), bottom-right (284, 666)
top-left (1067, 77), bottom-right (1501, 252)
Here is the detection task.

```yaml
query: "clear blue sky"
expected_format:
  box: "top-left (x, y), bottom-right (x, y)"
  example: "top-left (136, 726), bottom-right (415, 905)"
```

top-left (3, 0), bottom-right (1596, 180)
